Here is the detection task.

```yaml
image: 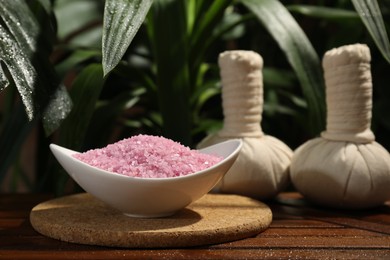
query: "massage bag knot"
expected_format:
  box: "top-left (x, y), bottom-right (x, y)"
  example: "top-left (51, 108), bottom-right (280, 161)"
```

top-left (198, 50), bottom-right (292, 200)
top-left (290, 44), bottom-right (390, 209)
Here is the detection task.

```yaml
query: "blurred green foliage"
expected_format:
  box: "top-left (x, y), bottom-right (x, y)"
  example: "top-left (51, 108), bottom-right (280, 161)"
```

top-left (0, 0), bottom-right (389, 193)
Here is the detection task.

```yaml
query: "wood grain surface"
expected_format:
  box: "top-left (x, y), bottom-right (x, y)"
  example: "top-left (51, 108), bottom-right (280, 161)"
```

top-left (1, 192), bottom-right (389, 259)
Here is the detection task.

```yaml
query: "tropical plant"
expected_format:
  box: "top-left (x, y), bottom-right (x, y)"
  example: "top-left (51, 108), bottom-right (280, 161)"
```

top-left (0, 0), bottom-right (389, 193)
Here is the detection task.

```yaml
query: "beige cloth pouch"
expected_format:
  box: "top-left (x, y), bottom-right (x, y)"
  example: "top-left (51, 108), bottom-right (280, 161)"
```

top-left (198, 50), bottom-right (292, 200)
top-left (290, 44), bottom-right (390, 209)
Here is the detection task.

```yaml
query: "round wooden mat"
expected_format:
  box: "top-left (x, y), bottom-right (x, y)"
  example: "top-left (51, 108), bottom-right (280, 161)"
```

top-left (30, 193), bottom-right (272, 248)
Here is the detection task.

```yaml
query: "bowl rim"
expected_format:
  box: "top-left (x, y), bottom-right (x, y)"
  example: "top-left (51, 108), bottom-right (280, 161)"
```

top-left (50, 139), bottom-right (242, 183)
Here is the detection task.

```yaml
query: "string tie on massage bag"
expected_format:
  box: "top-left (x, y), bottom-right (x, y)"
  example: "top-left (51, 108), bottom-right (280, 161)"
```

top-left (198, 50), bottom-right (293, 200)
top-left (290, 44), bottom-right (390, 209)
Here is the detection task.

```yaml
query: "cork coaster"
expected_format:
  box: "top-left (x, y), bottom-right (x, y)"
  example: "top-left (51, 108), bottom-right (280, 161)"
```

top-left (30, 193), bottom-right (272, 248)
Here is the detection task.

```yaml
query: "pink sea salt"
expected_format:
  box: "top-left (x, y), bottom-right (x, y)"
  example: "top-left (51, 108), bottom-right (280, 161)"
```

top-left (73, 135), bottom-right (223, 178)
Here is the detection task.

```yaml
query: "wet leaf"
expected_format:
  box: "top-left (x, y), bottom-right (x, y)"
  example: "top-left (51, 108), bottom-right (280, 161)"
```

top-left (352, 0), bottom-right (390, 64)
top-left (102, 0), bottom-right (153, 76)
top-left (0, 24), bottom-right (38, 120)
top-left (0, 63), bottom-right (9, 91)
top-left (0, 0), bottom-right (72, 134)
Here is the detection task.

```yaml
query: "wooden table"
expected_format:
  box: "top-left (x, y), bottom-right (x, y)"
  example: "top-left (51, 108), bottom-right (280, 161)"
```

top-left (1, 192), bottom-right (389, 259)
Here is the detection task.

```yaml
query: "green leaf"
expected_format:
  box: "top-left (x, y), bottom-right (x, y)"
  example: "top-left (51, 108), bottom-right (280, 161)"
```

top-left (58, 64), bottom-right (105, 150)
top-left (85, 90), bottom-right (142, 148)
top-left (41, 83), bottom-right (73, 135)
top-left (102, 0), bottom-right (153, 76)
top-left (147, 0), bottom-right (192, 145)
top-left (241, 0), bottom-right (325, 134)
top-left (0, 0), bottom-right (72, 134)
top-left (0, 16), bottom-right (38, 119)
top-left (34, 0), bottom-right (53, 14)
top-left (39, 64), bottom-right (104, 194)
top-left (192, 119), bottom-right (223, 136)
top-left (263, 67), bottom-right (296, 88)
top-left (191, 0), bottom-right (232, 47)
top-left (55, 49), bottom-right (101, 79)
top-left (216, 10), bottom-right (246, 41)
top-left (189, 0), bottom-right (232, 78)
top-left (287, 5), bottom-right (360, 21)
top-left (186, 0), bottom-right (197, 34)
top-left (195, 85), bottom-right (220, 112)
top-left (351, 0), bottom-right (390, 64)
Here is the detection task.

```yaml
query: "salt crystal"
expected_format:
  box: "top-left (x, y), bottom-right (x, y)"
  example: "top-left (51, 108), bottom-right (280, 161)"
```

top-left (73, 135), bottom-right (223, 178)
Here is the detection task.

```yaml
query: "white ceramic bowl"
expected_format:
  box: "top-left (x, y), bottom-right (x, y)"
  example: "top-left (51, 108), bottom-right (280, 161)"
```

top-left (50, 139), bottom-right (242, 218)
